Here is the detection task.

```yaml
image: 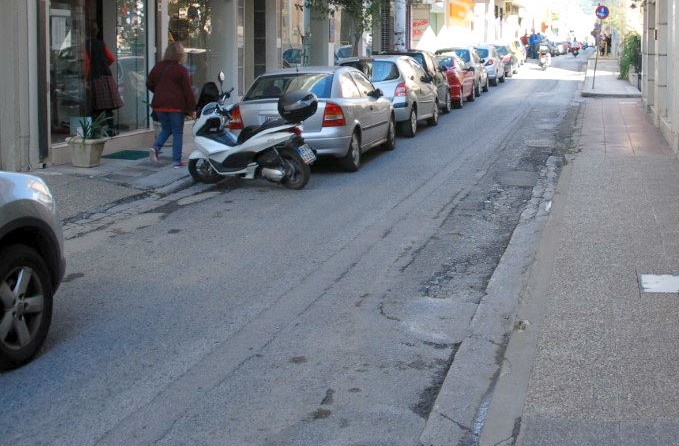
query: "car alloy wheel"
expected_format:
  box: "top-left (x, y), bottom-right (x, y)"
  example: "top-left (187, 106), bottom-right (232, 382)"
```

top-left (383, 115), bottom-right (396, 150)
top-left (443, 92), bottom-right (452, 114)
top-left (340, 131), bottom-right (361, 172)
top-left (428, 102), bottom-right (439, 126)
top-left (0, 245), bottom-right (53, 370)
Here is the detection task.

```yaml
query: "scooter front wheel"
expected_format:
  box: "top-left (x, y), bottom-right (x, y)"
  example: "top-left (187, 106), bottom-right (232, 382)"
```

top-left (189, 158), bottom-right (222, 184)
top-left (280, 148), bottom-right (310, 190)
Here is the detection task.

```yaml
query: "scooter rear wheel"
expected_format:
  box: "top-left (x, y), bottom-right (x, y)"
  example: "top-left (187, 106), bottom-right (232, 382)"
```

top-left (189, 158), bottom-right (222, 184)
top-left (280, 148), bottom-right (310, 190)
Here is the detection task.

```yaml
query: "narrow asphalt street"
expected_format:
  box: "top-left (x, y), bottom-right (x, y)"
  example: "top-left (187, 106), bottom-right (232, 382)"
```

top-left (1, 54), bottom-right (588, 445)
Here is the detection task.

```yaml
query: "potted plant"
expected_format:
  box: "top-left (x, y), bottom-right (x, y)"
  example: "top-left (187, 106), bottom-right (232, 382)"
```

top-left (66, 113), bottom-right (110, 167)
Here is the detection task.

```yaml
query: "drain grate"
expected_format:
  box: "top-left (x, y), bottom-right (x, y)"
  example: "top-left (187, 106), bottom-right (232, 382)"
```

top-left (638, 274), bottom-right (679, 293)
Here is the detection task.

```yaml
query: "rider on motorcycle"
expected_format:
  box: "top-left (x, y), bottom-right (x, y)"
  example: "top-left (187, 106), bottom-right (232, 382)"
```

top-left (538, 44), bottom-right (551, 68)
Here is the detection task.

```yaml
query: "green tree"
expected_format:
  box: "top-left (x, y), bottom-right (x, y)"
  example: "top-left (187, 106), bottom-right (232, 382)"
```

top-left (303, 0), bottom-right (389, 56)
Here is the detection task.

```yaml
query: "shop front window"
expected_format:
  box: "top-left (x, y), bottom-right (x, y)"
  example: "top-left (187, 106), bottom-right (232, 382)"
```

top-left (168, 1), bottom-right (232, 99)
top-left (49, 0), bottom-right (147, 144)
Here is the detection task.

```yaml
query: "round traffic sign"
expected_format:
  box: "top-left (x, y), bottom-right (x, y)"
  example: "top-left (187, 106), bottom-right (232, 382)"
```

top-left (596, 5), bottom-right (609, 19)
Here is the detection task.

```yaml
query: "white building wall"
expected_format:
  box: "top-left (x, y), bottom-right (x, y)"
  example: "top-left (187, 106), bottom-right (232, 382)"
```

top-left (0, 0), bottom-right (37, 171)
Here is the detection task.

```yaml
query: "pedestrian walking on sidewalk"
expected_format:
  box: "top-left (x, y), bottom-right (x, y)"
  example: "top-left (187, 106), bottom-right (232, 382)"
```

top-left (146, 41), bottom-right (196, 168)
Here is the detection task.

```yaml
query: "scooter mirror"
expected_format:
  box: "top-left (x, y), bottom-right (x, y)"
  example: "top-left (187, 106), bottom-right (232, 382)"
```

top-left (218, 71), bottom-right (225, 82)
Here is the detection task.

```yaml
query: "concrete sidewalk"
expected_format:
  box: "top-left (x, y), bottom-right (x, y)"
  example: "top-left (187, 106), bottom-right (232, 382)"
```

top-left (30, 136), bottom-right (196, 221)
top-left (479, 58), bottom-right (679, 444)
top-left (581, 55), bottom-right (641, 98)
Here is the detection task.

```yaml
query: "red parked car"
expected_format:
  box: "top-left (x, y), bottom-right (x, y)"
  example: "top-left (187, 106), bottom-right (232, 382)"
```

top-left (436, 52), bottom-right (475, 108)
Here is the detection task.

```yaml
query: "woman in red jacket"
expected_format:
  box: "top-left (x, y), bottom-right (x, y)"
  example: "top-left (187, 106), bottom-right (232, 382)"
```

top-left (146, 42), bottom-right (196, 168)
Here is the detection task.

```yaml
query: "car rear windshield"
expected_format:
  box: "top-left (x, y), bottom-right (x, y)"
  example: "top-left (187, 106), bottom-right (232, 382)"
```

top-left (455, 49), bottom-right (470, 63)
top-left (437, 56), bottom-right (453, 69)
top-left (407, 53), bottom-right (425, 68)
top-left (372, 61), bottom-right (400, 82)
top-left (476, 48), bottom-right (489, 58)
top-left (496, 46), bottom-right (509, 56)
top-left (244, 73), bottom-right (333, 100)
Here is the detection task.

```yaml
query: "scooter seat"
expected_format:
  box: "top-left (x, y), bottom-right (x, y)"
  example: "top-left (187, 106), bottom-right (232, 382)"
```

top-left (237, 118), bottom-right (289, 145)
top-left (204, 131), bottom-right (238, 147)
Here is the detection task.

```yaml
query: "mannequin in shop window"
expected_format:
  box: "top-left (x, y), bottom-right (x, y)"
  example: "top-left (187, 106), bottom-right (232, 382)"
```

top-left (84, 22), bottom-right (123, 135)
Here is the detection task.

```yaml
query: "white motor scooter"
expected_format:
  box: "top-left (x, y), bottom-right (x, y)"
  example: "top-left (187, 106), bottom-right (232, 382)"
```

top-left (188, 72), bottom-right (317, 190)
top-left (538, 45), bottom-right (551, 71)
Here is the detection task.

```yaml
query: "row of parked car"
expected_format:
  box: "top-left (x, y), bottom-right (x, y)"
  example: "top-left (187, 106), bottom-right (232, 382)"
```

top-left (229, 41), bottom-right (526, 172)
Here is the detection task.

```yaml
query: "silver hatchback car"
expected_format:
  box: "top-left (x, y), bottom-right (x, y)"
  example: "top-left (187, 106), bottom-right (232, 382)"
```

top-left (0, 172), bottom-right (65, 370)
top-left (341, 55), bottom-right (439, 138)
top-left (231, 66), bottom-right (395, 172)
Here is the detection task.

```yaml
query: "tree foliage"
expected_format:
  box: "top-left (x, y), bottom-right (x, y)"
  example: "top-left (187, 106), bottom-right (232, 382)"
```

top-left (302, 0), bottom-right (389, 55)
top-left (619, 31), bottom-right (641, 80)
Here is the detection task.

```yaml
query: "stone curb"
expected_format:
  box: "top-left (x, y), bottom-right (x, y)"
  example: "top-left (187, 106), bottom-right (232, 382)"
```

top-left (419, 156), bottom-right (561, 446)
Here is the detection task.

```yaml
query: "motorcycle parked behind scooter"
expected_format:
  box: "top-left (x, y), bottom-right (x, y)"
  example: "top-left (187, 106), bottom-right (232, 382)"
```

top-left (189, 72), bottom-right (317, 190)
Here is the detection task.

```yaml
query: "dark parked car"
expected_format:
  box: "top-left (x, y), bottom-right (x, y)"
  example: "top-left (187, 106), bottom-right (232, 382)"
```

top-left (378, 49), bottom-right (452, 113)
top-left (435, 46), bottom-right (488, 98)
top-left (0, 172), bottom-right (65, 370)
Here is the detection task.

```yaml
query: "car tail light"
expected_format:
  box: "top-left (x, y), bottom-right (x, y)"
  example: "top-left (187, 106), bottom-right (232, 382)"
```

top-left (502, 56), bottom-right (511, 63)
top-left (486, 59), bottom-right (495, 66)
top-left (394, 82), bottom-right (408, 97)
top-left (322, 102), bottom-right (346, 127)
top-left (228, 105), bottom-right (243, 130)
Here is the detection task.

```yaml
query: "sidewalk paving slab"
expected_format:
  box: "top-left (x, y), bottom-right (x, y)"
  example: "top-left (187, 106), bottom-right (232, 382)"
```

top-left (479, 76), bottom-right (679, 444)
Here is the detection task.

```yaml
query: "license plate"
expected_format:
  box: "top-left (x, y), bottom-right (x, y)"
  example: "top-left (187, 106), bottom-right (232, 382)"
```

top-left (296, 144), bottom-right (316, 164)
top-left (260, 115), bottom-right (278, 125)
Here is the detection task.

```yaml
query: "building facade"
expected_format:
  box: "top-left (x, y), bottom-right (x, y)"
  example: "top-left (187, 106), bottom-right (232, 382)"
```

top-left (1, 0), bottom-right (347, 171)
top-left (642, 0), bottom-right (679, 151)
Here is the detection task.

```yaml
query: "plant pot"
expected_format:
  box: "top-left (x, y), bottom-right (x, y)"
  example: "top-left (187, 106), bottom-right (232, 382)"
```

top-left (66, 136), bottom-right (108, 168)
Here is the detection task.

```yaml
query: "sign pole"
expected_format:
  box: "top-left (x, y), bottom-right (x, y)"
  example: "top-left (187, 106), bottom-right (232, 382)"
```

top-left (592, 20), bottom-right (600, 89)
top-left (592, 5), bottom-right (609, 89)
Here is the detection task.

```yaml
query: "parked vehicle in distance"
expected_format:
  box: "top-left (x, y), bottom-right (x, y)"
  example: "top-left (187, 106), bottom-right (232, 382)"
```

top-left (0, 172), bottom-right (65, 370)
top-left (556, 42), bottom-right (569, 55)
top-left (340, 55), bottom-right (438, 138)
top-left (282, 48), bottom-right (303, 67)
top-left (232, 66), bottom-right (395, 172)
top-left (334, 45), bottom-right (354, 64)
top-left (435, 46), bottom-right (488, 98)
top-left (494, 44), bottom-right (519, 78)
top-left (378, 49), bottom-right (452, 114)
top-left (475, 44), bottom-right (504, 86)
top-left (436, 52), bottom-right (475, 108)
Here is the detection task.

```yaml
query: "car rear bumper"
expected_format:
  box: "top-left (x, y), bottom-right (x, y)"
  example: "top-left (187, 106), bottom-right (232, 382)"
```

top-left (303, 128), bottom-right (352, 158)
top-left (394, 106), bottom-right (413, 122)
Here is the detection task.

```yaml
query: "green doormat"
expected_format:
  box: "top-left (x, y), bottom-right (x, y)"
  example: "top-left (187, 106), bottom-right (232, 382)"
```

top-left (102, 150), bottom-right (149, 160)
